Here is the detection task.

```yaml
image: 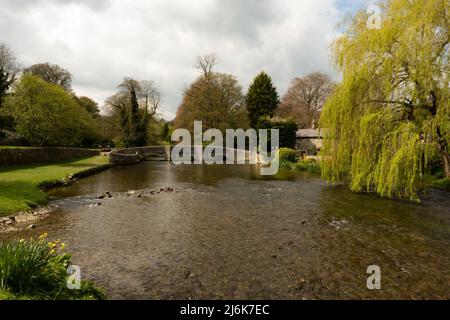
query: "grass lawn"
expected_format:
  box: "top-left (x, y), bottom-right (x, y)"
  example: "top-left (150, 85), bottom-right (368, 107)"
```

top-left (0, 146), bottom-right (35, 149)
top-left (0, 155), bottom-right (109, 216)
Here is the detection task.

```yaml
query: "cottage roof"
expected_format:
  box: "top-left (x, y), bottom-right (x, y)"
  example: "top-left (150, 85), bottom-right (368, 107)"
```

top-left (296, 128), bottom-right (321, 138)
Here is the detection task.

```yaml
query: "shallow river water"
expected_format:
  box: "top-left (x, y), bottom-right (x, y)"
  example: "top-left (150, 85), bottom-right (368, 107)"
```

top-left (1, 162), bottom-right (449, 299)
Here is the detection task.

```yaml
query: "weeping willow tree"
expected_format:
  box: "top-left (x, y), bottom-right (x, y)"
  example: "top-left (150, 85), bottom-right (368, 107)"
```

top-left (320, 0), bottom-right (449, 201)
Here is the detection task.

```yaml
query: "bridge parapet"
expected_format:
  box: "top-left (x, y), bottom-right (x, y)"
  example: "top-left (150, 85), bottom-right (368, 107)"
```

top-left (109, 146), bottom-right (252, 165)
top-left (110, 146), bottom-right (171, 165)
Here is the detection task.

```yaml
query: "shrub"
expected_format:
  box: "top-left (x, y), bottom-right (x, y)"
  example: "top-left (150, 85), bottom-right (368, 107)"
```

top-left (277, 148), bottom-right (296, 163)
top-left (428, 177), bottom-right (450, 191)
top-left (257, 118), bottom-right (298, 149)
top-left (292, 158), bottom-right (321, 174)
top-left (0, 233), bottom-right (105, 300)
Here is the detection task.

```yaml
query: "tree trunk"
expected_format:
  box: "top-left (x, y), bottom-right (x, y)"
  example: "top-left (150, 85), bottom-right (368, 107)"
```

top-left (436, 126), bottom-right (450, 178)
top-left (443, 150), bottom-right (450, 178)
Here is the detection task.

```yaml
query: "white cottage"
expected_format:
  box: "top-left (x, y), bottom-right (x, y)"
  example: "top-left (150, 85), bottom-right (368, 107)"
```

top-left (295, 127), bottom-right (323, 155)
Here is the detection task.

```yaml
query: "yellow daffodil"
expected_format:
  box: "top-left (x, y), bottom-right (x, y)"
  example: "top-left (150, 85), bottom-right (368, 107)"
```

top-left (48, 242), bottom-right (57, 248)
top-left (38, 232), bottom-right (48, 241)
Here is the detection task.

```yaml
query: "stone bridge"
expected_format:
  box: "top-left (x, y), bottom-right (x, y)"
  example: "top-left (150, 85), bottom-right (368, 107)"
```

top-left (109, 146), bottom-right (252, 165)
top-left (109, 146), bottom-right (171, 165)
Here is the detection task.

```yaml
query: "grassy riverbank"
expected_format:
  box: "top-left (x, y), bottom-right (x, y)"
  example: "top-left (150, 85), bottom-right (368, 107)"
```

top-left (0, 155), bottom-right (109, 216)
top-left (0, 146), bottom-right (34, 149)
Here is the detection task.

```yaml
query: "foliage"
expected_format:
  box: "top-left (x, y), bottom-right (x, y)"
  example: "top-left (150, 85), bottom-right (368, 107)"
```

top-left (94, 115), bottom-right (121, 147)
top-left (429, 177), bottom-right (450, 191)
top-left (112, 137), bottom-right (125, 148)
top-left (23, 63), bottom-right (72, 91)
top-left (74, 96), bottom-right (100, 118)
top-left (422, 170), bottom-right (450, 191)
top-left (0, 234), bottom-right (105, 300)
top-left (0, 44), bottom-right (19, 109)
top-left (277, 156), bottom-right (322, 174)
top-left (277, 72), bottom-right (335, 128)
top-left (277, 148), bottom-right (297, 162)
top-left (0, 155), bottom-right (108, 215)
top-left (0, 67), bottom-right (15, 107)
top-left (258, 118), bottom-right (298, 149)
top-left (160, 122), bottom-right (172, 142)
top-left (106, 78), bottom-right (160, 147)
top-left (146, 118), bottom-right (171, 145)
top-left (128, 79), bottom-right (147, 146)
top-left (320, 0), bottom-right (450, 201)
top-left (174, 55), bottom-right (248, 133)
top-left (245, 71), bottom-right (280, 128)
top-left (292, 158), bottom-right (321, 174)
top-left (0, 44), bottom-right (20, 135)
top-left (3, 75), bottom-right (99, 147)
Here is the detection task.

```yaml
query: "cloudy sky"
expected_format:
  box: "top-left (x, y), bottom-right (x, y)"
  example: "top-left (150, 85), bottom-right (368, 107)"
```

top-left (0, 0), bottom-right (368, 120)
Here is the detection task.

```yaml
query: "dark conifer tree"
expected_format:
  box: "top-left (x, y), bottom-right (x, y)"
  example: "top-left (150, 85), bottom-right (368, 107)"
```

top-left (245, 72), bottom-right (279, 128)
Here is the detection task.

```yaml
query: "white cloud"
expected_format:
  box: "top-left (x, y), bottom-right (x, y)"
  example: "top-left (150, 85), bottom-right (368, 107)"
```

top-left (0, 0), bottom-right (366, 119)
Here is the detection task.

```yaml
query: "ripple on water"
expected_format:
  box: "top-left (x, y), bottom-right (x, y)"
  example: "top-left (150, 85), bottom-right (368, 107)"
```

top-left (1, 162), bottom-right (449, 299)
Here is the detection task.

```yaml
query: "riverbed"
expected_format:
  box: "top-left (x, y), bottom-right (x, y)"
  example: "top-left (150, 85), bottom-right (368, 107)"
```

top-left (1, 162), bottom-right (449, 299)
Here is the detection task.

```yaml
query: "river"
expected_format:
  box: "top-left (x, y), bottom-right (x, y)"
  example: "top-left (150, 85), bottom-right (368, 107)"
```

top-left (1, 162), bottom-right (449, 299)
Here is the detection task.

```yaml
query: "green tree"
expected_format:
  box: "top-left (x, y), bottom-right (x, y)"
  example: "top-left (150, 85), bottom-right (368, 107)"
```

top-left (23, 63), bottom-right (72, 91)
top-left (0, 44), bottom-right (20, 133)
top-left (245, 71), bottom-right (280, 128)
top-left (320, 0), bottom-right (450, 200)
top-left (4, 75), bottom-right (98, 146)
top-left (0, 45), bottom-right (19, 104)
top-left (106, 78), bottom-right (160, 147)
top-left (160, 122), bottom-right (172, 142)
top-left (0, 68), bottom-right (14, 105)
top-left (95, 114), bottom-right (121, 147)
top-left (145, 118), bottom-right (171, 145)
top-left (174, 54), bottom-right (248, 133)
top-left (0, 69), bottom-right (16, 132)
top-left (74, 96), bottom-right (100, 118)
